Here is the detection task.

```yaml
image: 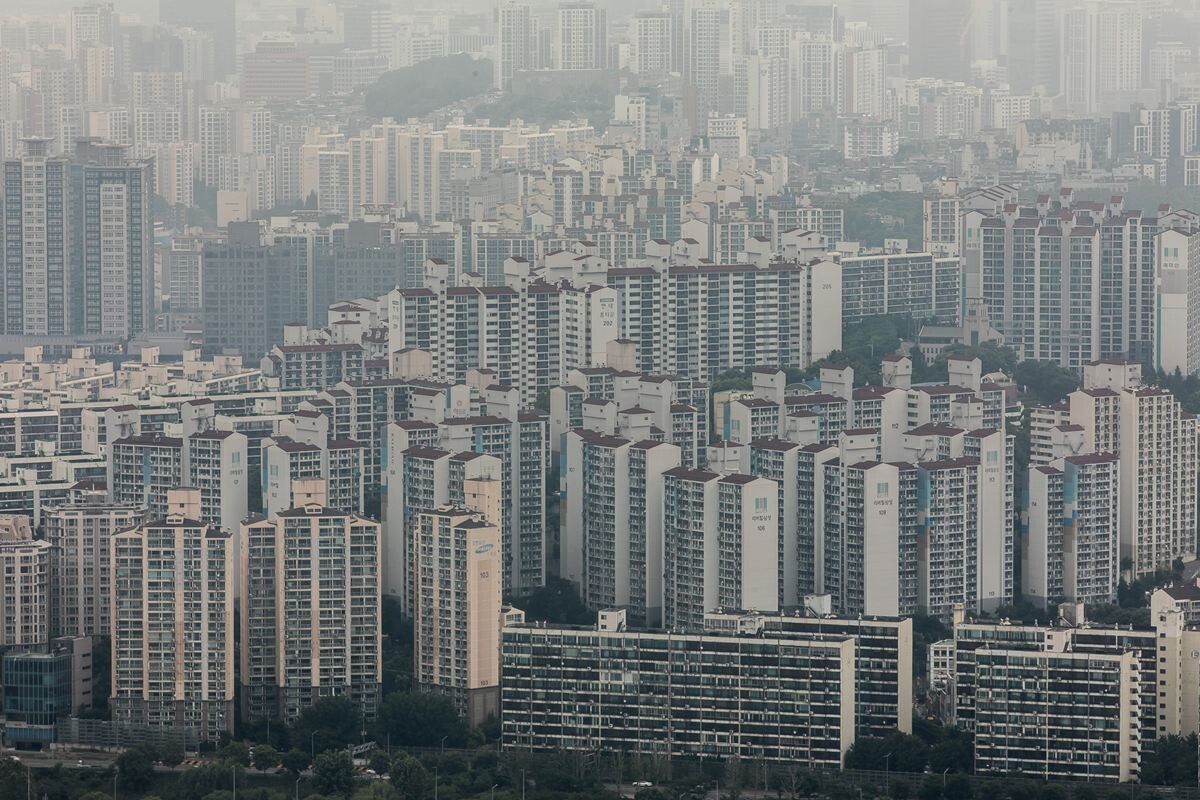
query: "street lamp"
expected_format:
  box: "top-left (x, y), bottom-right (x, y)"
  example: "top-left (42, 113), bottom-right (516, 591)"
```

top-left (521, 768), bottom-right (527, 800)
top-left (310, 731), bottom-right (318, 761)
top-left (942, 768), bottom-right (949, 789)
top-left (490, 784), bottom-right (498, 800)
top-left (884, 752), bottom-right (892, 788)
top-left (440, 736), bottom-right (447, 754)
top-left (295, 776), bottom-right (301, 800)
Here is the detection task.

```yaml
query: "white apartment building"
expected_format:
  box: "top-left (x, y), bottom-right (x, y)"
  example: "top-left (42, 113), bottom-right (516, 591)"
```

top-left (561, 431), bottom-right (681, 626)
top-left (1025, 454), bottom-right (1120, 609)
top-left (631, 12), bottom-right (671, 76)
top-left (1057, 362), bottom-right (1199, 577)
top-left (662, 469), bottom-right (778, 630)
top-left (384, 445), bottom-right (501, 613)
top-left (556, 2), bottom-right (607, 71)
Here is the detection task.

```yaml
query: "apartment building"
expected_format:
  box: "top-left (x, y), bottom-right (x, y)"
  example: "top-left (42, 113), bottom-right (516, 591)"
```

top-left (549, 368), bottom-right (709, 468)
top-left (1025, 454), bottom-right (1120, 609)
top-left (240, 492), bottom-right (381, 724)
top-left (501, 609), bottom-right (855, 766)
top-left (977, 194), bottom-right (1160, 370)
top-left (1029, 361), bottom-right (1200, 578)
top-left (561, 431), bottom-right (681, 626)
top-left (704, 611), bottom-right (913, 736)
top-left (662, 469), bottom-right (778, 630)
top-left (45, 494), bottom-right (143, 637)
top-left (972, 648), bottom-right (1139, 782)
top-left (0, 522), bottom-right (51, 648)
top-left (108, 431), bottom-right (249, 540)
top-left (839, 252), bottom-right (961, 326)
top-left (384, 446), bottom-right (501, 614)
top-left (110, 491), bottom-right (234, 740)
top-left (412, 507), bottom-right (502, 726)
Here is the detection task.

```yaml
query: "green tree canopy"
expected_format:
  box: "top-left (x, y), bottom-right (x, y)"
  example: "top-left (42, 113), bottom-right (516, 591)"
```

top-left (370, 692), bottom-right (466, 749)
top-left (311, 751), bottom-right (355, 797)
top-left (291, 696), bottom-right (363, 756)
top-left (115, 746), bottom-right (157, 791)
top-left (252, 744), bottom-right (280, 772)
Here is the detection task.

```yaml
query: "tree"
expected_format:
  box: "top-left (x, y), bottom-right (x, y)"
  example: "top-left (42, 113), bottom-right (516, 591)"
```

top-left (252, 744), bottom-right (280, 772)
top-left (711, 369), bottom-right (753, 393)
top-left (367, 750), bottom-right (392, 775)
top-left (635, 789), bottom-right (671, 800)
top-left (509, 577), bottom-right (593, 625)
top-left (115, 746), bottom-right (156, 791)
top-left (939, 342), bottom-right (1018, 377)
top-left (926, 730), bottom-right (973, 775)
top-left (1140, 733), bottom-right (1198, 785)
top-left (159, 742), bottom-right (186, 767)
top-left (1013, 360), bottom-right (1080, 406)
top-left (389, 754), bottom-right (431, 800)
top-left (0, 757), bottom-right (26, 782)
top-left (942, 773), bottom-right (972, 800)
top-left (844, 733), bottom-right (929, 774)
top-left (218, 741), bottom-right (251, 767)
top-left (311, 751), bottom-right (355, 797)
top-left (353, 784), bottom-right (401, 800)
top-left (371, 692), bottom-right (466, 749)
top-left (291, 695), bottom-right (363, 756)
top-left (364, 54), bottom-right (493, 119)
top-left (283, 748), bottom-right (311, 777)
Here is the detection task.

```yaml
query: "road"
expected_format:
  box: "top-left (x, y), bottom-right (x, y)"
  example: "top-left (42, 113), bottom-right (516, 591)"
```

top-left (3, 750), bottom-right (118, 769)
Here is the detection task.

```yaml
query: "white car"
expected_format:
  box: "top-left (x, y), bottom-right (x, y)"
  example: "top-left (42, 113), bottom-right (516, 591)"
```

top-left (632, 781), bottom-right (653, 788)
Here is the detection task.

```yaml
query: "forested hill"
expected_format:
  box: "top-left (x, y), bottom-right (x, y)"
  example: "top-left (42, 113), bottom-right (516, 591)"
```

top-left (364, 54), bottom-right (493, 119)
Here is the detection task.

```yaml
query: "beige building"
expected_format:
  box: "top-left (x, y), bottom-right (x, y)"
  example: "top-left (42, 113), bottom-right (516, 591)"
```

top-left (110, 489), bottom-right (234, 740)
top-left (240, 481), bottom-right (382, 724)
top-left (0, 517), bottom-right (50, 648)
top-left (413, 504), bottom-right (504, 726)
top-left (45, 496), bottom-right (144, 637)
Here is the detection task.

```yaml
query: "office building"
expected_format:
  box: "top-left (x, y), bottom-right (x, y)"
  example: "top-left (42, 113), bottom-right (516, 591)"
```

top-left (2, 636), bottom-right (93, 747)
